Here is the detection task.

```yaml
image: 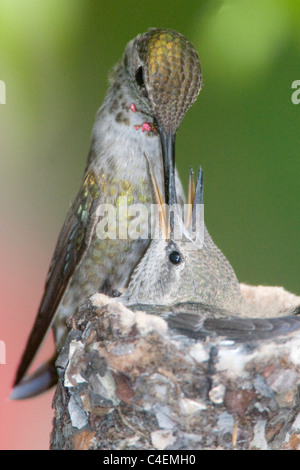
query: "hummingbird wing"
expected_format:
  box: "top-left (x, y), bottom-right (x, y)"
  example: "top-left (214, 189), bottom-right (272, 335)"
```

top-left (13, 170), bottom-right (100, 387)
top-left (166, 303), bottom-right (300, 342)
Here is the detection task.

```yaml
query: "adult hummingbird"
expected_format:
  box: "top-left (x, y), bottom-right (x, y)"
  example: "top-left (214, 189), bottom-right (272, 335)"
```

top-left (11, 28), bottom-right (202, 399)
top-left (121, 161), bottom-right (300, 342)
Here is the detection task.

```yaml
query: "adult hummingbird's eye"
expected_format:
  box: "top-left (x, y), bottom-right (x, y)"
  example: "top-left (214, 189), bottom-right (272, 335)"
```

top-left (169, 251), bottom-right (181, 265)
top-left (135, 66), bottom-right (144, 87)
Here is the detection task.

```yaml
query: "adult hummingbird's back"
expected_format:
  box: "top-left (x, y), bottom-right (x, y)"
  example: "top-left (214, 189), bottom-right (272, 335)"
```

top-left (12, 29), bottom-right (202, 398)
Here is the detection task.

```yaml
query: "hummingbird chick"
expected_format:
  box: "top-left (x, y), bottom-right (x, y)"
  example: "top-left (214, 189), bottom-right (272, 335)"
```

top-left (11, 29), bottom-right (202, 399)
top-left (122, 160), bottom-right (300, 342)
top-left (122, 163), bottom-right (244, 310)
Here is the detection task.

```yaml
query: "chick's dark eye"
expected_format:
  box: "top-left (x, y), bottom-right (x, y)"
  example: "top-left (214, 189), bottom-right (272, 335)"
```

top-left (169, 251), bottom-right (181, 265)
top-left (135, 66), bottom-right (144, 87)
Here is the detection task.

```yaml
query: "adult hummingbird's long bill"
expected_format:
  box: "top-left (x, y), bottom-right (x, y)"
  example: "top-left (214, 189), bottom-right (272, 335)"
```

top-left (11, 29), bottom-right (202, 399)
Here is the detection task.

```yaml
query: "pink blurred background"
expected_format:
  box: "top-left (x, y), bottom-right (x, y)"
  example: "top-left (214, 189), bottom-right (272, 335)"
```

top-left (1, 226), bottom-right (55, 449)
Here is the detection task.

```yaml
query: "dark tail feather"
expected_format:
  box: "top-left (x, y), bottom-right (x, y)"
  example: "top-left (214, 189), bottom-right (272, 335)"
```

top-left (10, 356), bottom-right (58, 400)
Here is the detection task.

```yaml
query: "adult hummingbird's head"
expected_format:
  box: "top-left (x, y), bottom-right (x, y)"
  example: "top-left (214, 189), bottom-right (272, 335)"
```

top-left (124, 28), bottom-right (202, 134)
top-left (123, 29), bottom-right (202, 203)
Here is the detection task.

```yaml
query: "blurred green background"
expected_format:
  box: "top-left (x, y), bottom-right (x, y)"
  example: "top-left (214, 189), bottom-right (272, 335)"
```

top-left (1, 0), bottom-right (299, 449)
